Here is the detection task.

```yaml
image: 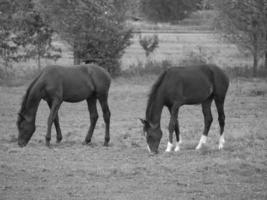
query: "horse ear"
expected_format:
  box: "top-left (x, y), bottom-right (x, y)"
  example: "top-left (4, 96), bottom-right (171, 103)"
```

top-left (139, 118), bottom-right (147, 125)
top-left (18, 113), bottom-right (24, 120)
top-left (18, 113), bottom-right (30, 122)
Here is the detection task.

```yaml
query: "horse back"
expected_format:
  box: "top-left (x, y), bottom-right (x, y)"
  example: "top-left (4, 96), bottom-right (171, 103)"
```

top-left (40, 64), bottom-right (111, 102)
top-left (162, 65), bottom-right (229, 105)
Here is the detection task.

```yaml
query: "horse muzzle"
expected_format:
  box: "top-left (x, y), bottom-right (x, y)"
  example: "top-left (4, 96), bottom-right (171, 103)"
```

top-left (18, 140), bottom-right (27, 147)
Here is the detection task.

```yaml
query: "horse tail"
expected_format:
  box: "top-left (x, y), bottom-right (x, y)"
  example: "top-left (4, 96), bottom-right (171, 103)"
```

top-left (87, 64), bottom-right (111, 98)
top-left (209, 65), bottom-right (229, 100)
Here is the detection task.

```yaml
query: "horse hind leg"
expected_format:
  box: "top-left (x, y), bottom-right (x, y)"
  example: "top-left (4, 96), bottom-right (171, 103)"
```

top-left (98, 95), bottom-right (111, 146)
top-left (196, 98), bottom-right (213, 150)
top-left (83, 97), bottom-right (98, 145)
top-left (174, 118), bottom-right (182, 152)
top-left (215, 98), bottom-right (226, 150)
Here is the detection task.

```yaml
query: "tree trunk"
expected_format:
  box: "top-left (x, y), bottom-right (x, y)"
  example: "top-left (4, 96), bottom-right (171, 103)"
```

top-left (73, 50), bottom-right (81, 65)
top-left (73, 41), bottom-right (81, 65)
top-left (37, 54), bottom-right (41, 71)
top-left (252, 31), bottom-right (258, 77)
top-left (37, 44), bottom-right (42, 71)
top-left (253, 52), bottom-right (258, 77)
top-left (265, 32), bottom-right (267, 69)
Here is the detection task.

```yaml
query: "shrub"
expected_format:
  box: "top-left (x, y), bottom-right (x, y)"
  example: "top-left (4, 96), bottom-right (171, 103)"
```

top-left (122, 59), bottom-right (172, 77)
top-left (139, 35), bottom-right (159, 58)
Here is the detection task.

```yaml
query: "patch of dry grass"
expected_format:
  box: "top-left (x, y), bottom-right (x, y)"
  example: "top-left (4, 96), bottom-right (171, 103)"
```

top-left (0, 77), bottom-right (266, 200)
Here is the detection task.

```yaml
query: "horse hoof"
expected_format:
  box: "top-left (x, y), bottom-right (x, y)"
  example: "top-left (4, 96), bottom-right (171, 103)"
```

top-left (195, 146), bottom-right (201, 150)
top-left (174, 146), bottom-right (180, 152)
top-left (45, 140), bottom-right (51, 147)
top-left (103, 142), bottom-right (109, 147)
top-left (82, 141), bottom-right (90, 145)
top-left (56, 138), bottom-right (62, 143)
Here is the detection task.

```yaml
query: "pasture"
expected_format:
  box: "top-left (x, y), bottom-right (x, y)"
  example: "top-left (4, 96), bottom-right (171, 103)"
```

top-left (0, 76), bottom-right (267, 200)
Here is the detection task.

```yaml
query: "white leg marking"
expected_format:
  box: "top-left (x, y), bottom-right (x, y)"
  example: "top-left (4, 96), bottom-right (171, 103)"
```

top-left (174, 138), bottom-right (182, 152)
top-left (165, 142), bottom-right (174, 152)
top-left (195, 135), bottom-right (207, 150)
top-left (147, 145), bottom-right (151, 153)
top-left (174, 143), bottom-right (180, 152)
top-left (218, 134), bottom-right (225, 150)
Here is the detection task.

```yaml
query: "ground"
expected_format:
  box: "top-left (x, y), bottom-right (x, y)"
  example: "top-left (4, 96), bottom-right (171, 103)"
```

top-left (0, 76), bottom-right (267, 200)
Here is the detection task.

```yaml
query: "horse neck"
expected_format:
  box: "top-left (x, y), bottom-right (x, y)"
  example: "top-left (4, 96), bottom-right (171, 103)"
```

top-left (146, 93), bottom-right (164, 126)
top-left (22, 83), bottom-right (42, 123)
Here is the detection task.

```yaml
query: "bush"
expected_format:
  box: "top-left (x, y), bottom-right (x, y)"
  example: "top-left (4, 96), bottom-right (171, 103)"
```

top-left (139, 35), bottom-right (159, 58)
top-left (224, 66), bottom-right (267, 79)
top-left (179, 47), bottom-right (210, 66)
top-left (121, 60), bottom-right (173, 77)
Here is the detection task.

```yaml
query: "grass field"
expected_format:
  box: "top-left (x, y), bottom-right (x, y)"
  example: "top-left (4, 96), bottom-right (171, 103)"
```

top-left (0, 76), bottom-right (266, 200)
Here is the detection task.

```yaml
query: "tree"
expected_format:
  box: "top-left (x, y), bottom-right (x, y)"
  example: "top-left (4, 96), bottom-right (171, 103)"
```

top-left (140, 0), bottom-right (202, 22)
top-left (0, 0), bottom-right (61, 73)
top-left (213, 0), bottom-right (267, 76)
top-left (0, 0), bottom-right (21, 74)
top-left (36, 0), bottom-right (132, 75)
top-left (139, 35), bottom-right (159, 58)
top-left (15, 3), bottom-right (61, 70)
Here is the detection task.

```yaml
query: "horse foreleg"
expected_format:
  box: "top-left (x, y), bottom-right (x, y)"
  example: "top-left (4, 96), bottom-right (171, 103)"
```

top-left (196, 98), bottom-right (213, 150)
top-left (47, 101), bottom-right (62, 143)
top-left (46, 99), bottom-right (61, 147)
top-left (166, 104), bottom-right (180, 152)
top-left (83, 97), bottom-right (98, 144)
top-left (99, 96), bottom-right (111, 146)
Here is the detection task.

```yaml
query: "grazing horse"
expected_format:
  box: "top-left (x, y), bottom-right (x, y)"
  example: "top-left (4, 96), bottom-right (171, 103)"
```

top-left (17, 64), bottom-right (111, 147)
top-left (140, 64), bottom-right (229, 154)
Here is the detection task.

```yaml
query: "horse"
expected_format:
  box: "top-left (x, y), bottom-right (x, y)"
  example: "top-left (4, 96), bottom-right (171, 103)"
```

top-left (140, 64), bottom-right (229, 154)
top-left (17, 63), bottom-right (111, 147)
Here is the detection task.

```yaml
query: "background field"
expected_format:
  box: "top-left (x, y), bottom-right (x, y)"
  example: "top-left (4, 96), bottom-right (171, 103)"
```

top-left (0, 76), bottom-right (267, 199)
top-left (7, 23), bottom-right (255, 76)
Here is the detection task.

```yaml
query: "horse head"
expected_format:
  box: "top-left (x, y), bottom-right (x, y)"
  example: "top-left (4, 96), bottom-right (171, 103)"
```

top-left (140, 119), bottom-right (162, 154)
top-left (17, 113), bottom-right (35, 147)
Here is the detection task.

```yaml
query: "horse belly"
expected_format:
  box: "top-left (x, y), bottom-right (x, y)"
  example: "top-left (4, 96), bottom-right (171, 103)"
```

top-left (63, 82), bottom-right (93, 102)
top-left (182, 78), bottom-right (213, 105)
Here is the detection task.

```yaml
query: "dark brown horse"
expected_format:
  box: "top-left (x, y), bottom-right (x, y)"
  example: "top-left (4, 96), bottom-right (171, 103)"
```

top-left (17, 64), bottom-right (111, 147)
top-left (140, 64), bottom-right (229, 154)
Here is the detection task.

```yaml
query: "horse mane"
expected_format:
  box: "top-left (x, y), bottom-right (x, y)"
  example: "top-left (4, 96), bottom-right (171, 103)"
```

top-left (19, 72), bottom-right (42, 115)
top-left (146, 70), bottom-right (167, 119)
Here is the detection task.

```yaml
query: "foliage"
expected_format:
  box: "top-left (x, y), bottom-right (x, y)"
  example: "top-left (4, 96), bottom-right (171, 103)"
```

top-left (213, 0), bottom-right (267, 76)
top-left (179, 46), bottom-right (215, 66)
top-left (36, 0), bottom-right (133, 75)
top-left (139, 35), bottom-right (159, 57)
top-left (140, 0), bottom-right (203, 22)
top-left (0, 0), bottom-right (21, 72)
top-left (0, 0), bottom-right (61, 72)
top-left (122, 60), bottom-right (172, 77)
top-left (17, 6), bottom-right (61, 69)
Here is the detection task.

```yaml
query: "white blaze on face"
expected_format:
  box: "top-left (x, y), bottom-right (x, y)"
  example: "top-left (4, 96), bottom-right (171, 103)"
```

top-left (195, 135), bottom-right (207, 150)
top-left (218, 134), bottom-right (225, 150)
